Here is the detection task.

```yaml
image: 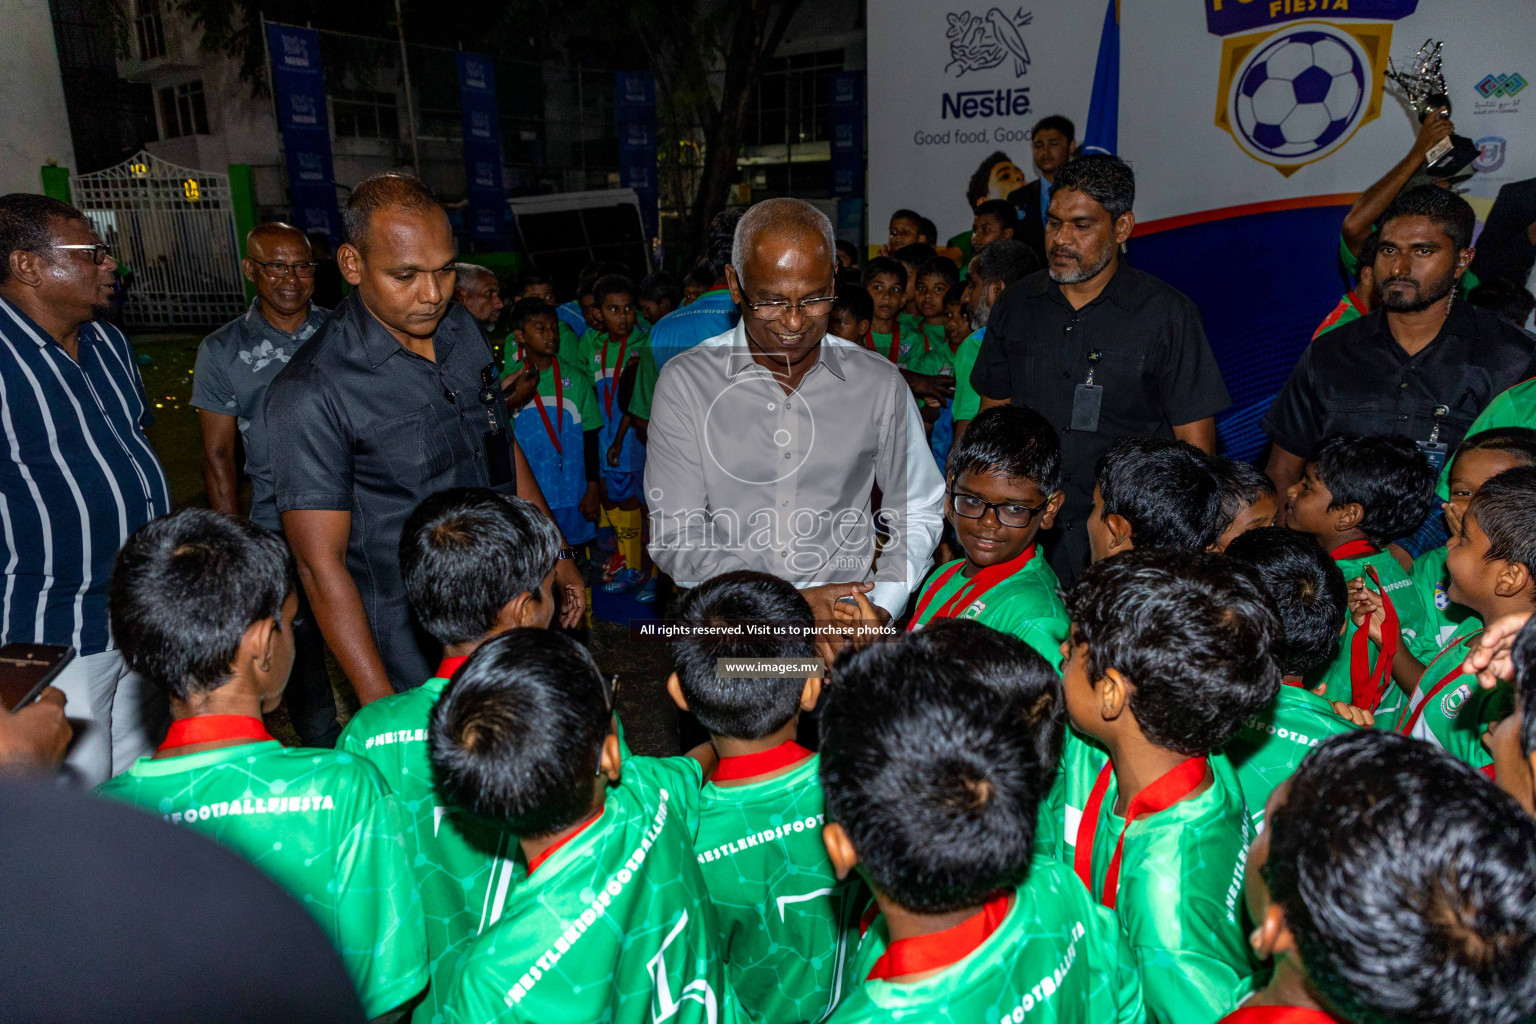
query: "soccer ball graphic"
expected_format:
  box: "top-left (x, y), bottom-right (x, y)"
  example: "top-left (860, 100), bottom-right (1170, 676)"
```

top-left (1232, 25), bottom-right (1368, 164)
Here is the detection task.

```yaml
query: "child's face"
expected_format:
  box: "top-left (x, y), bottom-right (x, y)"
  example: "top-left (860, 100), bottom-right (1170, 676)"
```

top-left (257, 593), bottom-right (300, 713)
top-left (519, 282), bottom-right (556, 304)
top-left (827, 308), bottom-right (868, 342)
top-left (579, 293), bottom-right (602, 329)
top-left (888, 217), bottom-right (920, 252)
top-left (947, 468), bottom-right (1055, 568)
top-left (1059, 629), bottom-right (1102, 739)
top-left (1484, 694), bottom-right (1536, 815)
top-left (971, 212), bottom-right (1012, 251)
top-left (942, 303), bottom-right (970, 348)
top-left (682, 283), bottom-right (704, 305)
top-left (914, 273), bottom-right (951, 319)
top-left (1447, 449), bottom-right (1524, 532)
top-left (1445, 509), bottom-right (1500, 612)
top-left (898, 263), bottom-right (919, 311)
top-left (865, 273), bottom-right (904, 322)
top-left (1086, 484), bottom-right (1120, 563)
top-left (598, 291), bottom-right (636, 339)
top-left (1214, 492), bottom-right (1279, 552)
top-left (638, 297), bottom-right (672, 325)
top-left (515, 313), bottom-right (560, 359)
top-left (1284, 463), bottom-right (1338, 541)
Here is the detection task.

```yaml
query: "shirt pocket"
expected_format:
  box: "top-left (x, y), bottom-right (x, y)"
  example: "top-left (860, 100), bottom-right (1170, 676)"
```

top-left (375, 405), bottom-right (455, 487)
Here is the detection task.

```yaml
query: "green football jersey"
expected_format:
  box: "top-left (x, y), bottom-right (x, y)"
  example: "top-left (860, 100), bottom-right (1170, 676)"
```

top-left (1304, 546), bottom-right (1436, 718)
top-left (444, 755), bottom-right (735, 1024)
top-left (830, 859), bottom-right (1144, 1024)
top-left (1410, 545), bottom-right (1478, 653)
top-left (950, 329), bottom-right (986, 424)
top-left (696, 754), bottom-right (863, 1024)
top-left (1059, 734), bottom-right (1256, 1024)
top-left (865, 327), bottom-right (933, 372)
top-left (97, 738), bottom-right (429, 1017)
top-left (340, 666), bottom-right (521, 1024)
top-left (1437, 377), bottom-right (1536, 498)
top-left (502, 321), bottom-right (591, 379)
top-left (908, 548), bottom-right (1070, 670)
top-left (1394, 622), bottom-right (1510, 771)
top-left (1224, 684), bottom-right (1359, 830)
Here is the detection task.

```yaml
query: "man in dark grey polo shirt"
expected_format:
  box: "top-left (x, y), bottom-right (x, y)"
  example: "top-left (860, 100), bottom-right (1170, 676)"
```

top-left (266, 174), bottom-right (585, 703)
top-left (971, 154), bottom-right (1230, 584)
top-left (192, 221), bottom-right (337, 744)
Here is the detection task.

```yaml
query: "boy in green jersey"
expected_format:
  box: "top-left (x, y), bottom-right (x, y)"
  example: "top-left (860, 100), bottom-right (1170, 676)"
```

top-left (1282, 434), bottom-right (1438, 716)
top-left (432, 630), bottom-right (730, 1024)
top-left (339, 488), bottom-right (561, 1023)
top-left (1210, 458), bottom-right (1278, 552)
top-left (1350, 467), bottom-right (1536, 773)
top-left (1223, 528), bottom-right (1364, 830)
top-left (908, 406), bottom-right (1069, 668)
top-left (910, 257), bottom-right (958, 363)
top-left (668, 571), bottom-right (863, 1024)
top-left (820, 620), bottom-right (1144, 1024)
top-left (862, 257), bottom-right (921, 367)
top-left (508, 270), bottom-right (587, 372)
top-left (828, 286), bottom-right (873, 346)
top-left (1437, 376), bottom-right (1536, 498)
top-left (637, 271), bottom-right (682, 327)
top-left (1086, 437), bottom-right (1226, 561)
top-left (888, 242), bottom-right (935, 332)
top-left (1412, 429), bottom-right (1536, 650)
top-left (97, 509), bottom-right (428, 1018)
top-left (1233, 731), bottom-right (1536, 1024)
top-left (1059, 549), bottom-right (1282, 1024)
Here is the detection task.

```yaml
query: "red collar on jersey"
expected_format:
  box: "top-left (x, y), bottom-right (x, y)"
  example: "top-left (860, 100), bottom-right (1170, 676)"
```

top-left (865, 891), bottom-right (1013, 981)
top-left (712, 740), bottom-right (813, 782)
top-left (526, 807), bottom-right (605, 874)
top-left (436, 656), bottom-right (470, 681)
top-left (158, 714), bottom-right (273, 753)
top-left (1219, 1006), bottom-right (1344, 1024)
top-left (1328, 539), bottom-right (1378, 561)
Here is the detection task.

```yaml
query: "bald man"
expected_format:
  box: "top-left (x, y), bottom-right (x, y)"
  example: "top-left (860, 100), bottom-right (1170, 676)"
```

top-left (192, 221), bottom-right (340, 745)
top-left (452, 263), bottom-right (504, 334)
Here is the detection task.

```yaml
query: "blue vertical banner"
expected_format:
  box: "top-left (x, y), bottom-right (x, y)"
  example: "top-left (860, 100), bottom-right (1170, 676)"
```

top-left (1081, 0), bottom-right (1120, 156)
top-left (265, 24), bottom-right (340, 243)
top-left (829, 71), bottom-right (864, 198)
top-left (615, 71), bottom-right (658, 241)
top-left (458, 51), bottom-right (506, 244)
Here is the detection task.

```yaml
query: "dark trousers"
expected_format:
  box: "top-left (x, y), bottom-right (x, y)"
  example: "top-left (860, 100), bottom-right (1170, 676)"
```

top-left (286, 573), bottom-right (340, 747)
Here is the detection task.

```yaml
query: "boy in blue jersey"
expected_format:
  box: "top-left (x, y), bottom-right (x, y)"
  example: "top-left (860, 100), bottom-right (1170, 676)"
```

top-left (589, 274), bottom-right (653, 597)
top-left (503, 297), bottom-right (600, 546)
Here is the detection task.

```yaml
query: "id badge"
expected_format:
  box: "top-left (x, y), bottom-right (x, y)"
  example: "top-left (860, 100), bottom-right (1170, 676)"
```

top-left (1071, 383), bottom-right (1103, 432)
top-left (1417, 440), bottom-right (1449, 471)
top-left (483, 427), bottom-right (514, 487)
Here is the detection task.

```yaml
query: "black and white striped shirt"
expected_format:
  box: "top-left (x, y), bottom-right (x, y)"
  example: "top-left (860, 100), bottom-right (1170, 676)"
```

top-left (0, 297), bottom-right (170, 655)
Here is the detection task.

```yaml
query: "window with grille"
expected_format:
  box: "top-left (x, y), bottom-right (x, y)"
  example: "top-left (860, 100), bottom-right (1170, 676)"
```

top-left (157, 80), bottom-right (209, 138)
top-left (331, 90), bottom-right (400, 139)
top-left (743, 50), bottom-right (844, 149)
top-left (135, 0), bottom-right (165, 60)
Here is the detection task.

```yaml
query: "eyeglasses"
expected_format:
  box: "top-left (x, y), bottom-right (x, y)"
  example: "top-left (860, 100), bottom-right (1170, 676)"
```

top-left (948, 490), bottom-right (1050, 529)
top-left (249, 258), bottom-right (320, 279)
top-left (743, 293), bottom-right (838, 321)
top-left (52, 243), bottom-right (114, 265)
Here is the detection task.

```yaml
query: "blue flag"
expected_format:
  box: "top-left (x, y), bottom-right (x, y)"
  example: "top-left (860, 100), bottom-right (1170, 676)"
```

top-left (1082, 0), bottom-right (1120, 156)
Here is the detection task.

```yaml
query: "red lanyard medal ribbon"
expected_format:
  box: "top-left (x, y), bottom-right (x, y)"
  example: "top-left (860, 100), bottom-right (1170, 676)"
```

top-left (1332, 541), bottom-right (1398, 710)
top-left (1398, 629), bottom-right (1484, 736)
top-left (532, 357), bottom-right (564, 459)
top-left (601, 336), bottom-right (628, 419)
top-left (1073, 757), bottom-right (1209, 909)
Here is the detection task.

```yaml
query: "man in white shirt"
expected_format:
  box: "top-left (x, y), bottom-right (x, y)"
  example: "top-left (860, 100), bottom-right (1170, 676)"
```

top-left (644, 198), bottom-right (945, 622)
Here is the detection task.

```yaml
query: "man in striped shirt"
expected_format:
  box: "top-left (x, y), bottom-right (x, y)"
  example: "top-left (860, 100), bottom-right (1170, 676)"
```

top-left (0, 194), bottom-right (171, 785)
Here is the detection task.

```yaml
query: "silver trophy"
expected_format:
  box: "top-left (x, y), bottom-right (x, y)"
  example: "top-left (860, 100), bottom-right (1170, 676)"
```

top-left (1385, 39), bottom-right (1479, 177)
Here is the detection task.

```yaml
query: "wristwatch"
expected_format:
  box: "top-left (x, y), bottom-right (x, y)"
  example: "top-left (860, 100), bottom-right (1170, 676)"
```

top-left (557, 547), bottom-right (577, 560)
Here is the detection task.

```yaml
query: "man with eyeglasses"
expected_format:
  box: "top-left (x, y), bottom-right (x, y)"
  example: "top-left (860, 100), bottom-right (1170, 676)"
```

top-left (0, 193), bottom-right (170, 786)
top-left (191, 221), bottom-right (339, 745)
top-left (645, 198), bottom-right (945, 627)
top-left (266, 173), bottom-right (586, 703)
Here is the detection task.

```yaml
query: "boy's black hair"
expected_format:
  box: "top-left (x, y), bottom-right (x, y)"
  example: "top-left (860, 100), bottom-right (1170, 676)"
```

top-left (1224, 526), bottom-right (1347, 677)
top-left (1469, 279), bottom-right (1536, 328)
top-left (1052, 154), bottom-right (1135, 220)
top-left (1381, 183), bottom-right (1476, 252)
top-left (835, 238), bottom-right (860, 268)
top-left (917, 217), bottom-right (938, 244)
top-left (1354, 231), bottom-right (1380, 280)
top-left (1066, 548), bottom-right (1283, 755)
top-left (1212, 456), bottom-right (1278, 536)
top-left (832, 285), bottom-right (874, 324)
top-left (1512, 615), bottom-right (1536, 759)
top-left (399, 488), bottom-right (562, 647)
top-left (513, 268), bottom-right (553, 295)
top-left (592, 273), bottom-right (635, 310)
top-left (1033, 114), bottom-right (1075, 141)
top-left (670, 571), bottom-right (816, 739)
top-left (891, 243), bottom-right (938, 271)
top-left (637, 271), bottom-right (682, 310)
top-left (1466, 466), bottom-right (1536, 578)
top-left (945, 404), bottom-right (1062, 495)
top-left (822, 624), bottom-right (1059, 913)
top-left (1266, 730), bottom-right (1536, 1024)
top-left (684, 264), bottom-right (717, 291)
top-left (863, 256), bottom-right (907, 291)
top-left (109, 509), bottom-right (296, 702)
top-left (966, 152), bottom-right (1015, 210)
top-left (1456, 426), bottom-right (1536, 469)
top-left (1311, 433), bottom-right (1436, 548)
top-left (1096, 437), bottom-right (1225, 550)
top-left (889, 208), bottom-right (922, 228)
top-left (916, 256), bottom-right (959, 293)
top-left (429, 629), bottom-right (611, 838)
top-left (706, 209), bottom-right (744, 276)
top-left (971, 238), bottom-right (1041, 287)
top-left (973, 199), bottom-right (1017, 231)
top-left (508, 296), bottom-right (556, 334)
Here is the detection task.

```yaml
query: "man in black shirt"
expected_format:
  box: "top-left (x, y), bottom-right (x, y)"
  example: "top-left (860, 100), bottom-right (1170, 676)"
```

top-left (267, 173), bottom-right (585, 704)
top-left (972, 154), bottom-right (1231, 584)
top-left (1264, 185), bottom-right (1536, 511)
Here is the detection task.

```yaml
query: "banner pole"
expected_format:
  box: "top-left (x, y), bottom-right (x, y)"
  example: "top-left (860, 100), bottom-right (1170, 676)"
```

top-left (394, 0), bottom-right (422, 176)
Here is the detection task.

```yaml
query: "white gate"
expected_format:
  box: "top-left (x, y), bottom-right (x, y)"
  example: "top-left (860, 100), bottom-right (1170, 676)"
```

top-left (70, 151), bottom-right (247, 328)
